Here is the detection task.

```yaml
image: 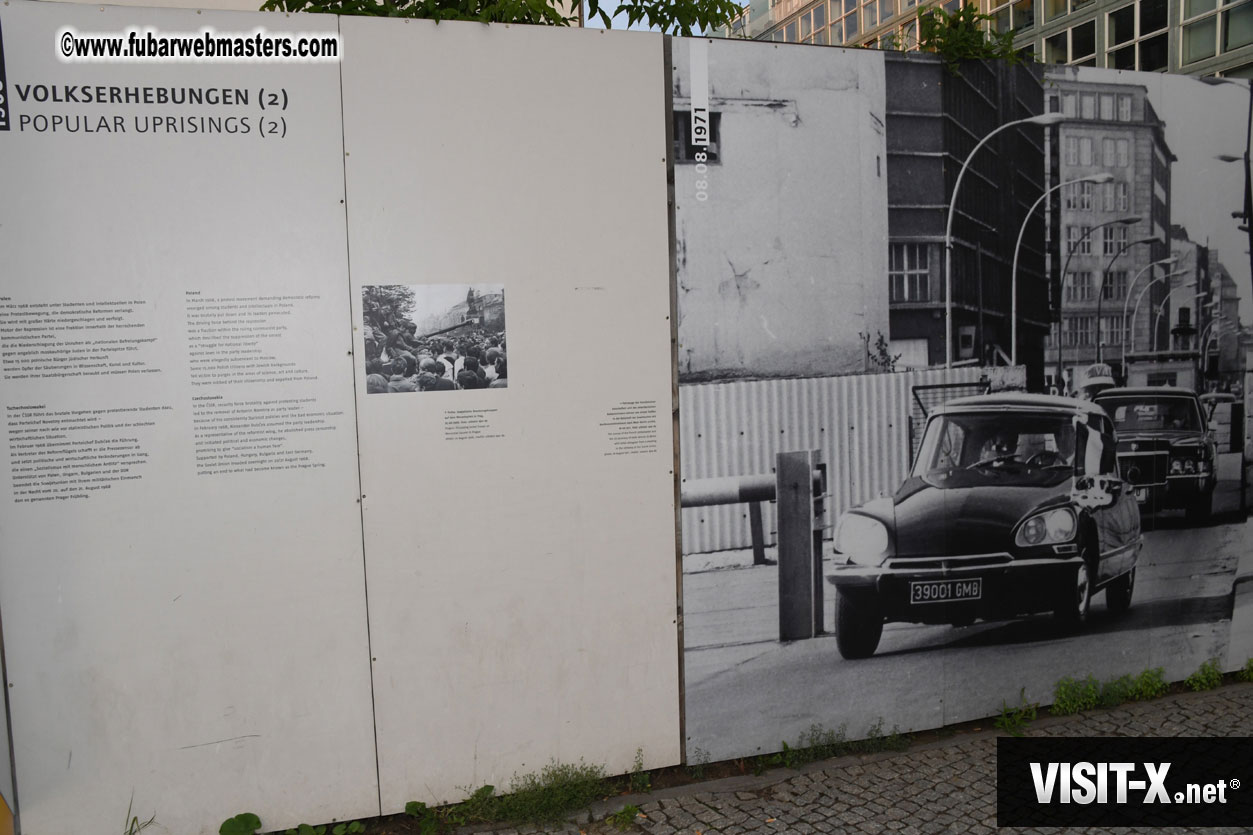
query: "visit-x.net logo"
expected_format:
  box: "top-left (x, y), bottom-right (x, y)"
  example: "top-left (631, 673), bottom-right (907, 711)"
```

top-left (998, 738), bottom-right (1253, 826)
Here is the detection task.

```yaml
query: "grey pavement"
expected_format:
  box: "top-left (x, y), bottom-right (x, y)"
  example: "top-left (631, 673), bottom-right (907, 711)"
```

top-left (475, 683), bottom-right (1253, 835)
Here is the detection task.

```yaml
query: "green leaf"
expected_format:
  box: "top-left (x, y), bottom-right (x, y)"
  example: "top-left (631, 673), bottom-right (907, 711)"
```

top-left (220, 813), bottom-right (263, 835)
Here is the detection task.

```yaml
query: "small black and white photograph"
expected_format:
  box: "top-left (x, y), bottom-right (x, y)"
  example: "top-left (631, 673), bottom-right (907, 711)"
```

top-left (675, 38), bottom-right (1253, 764)
top-left (361, 284), bottom-right (507, 393)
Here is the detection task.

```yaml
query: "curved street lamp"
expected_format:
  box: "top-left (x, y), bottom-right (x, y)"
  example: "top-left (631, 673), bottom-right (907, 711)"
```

top-left (1054, 215), bottom-right (1141, 385)
top-left (1122, 269), bottom-right (1187, 363)
top-left (1153, 289), bottom-right (1208, 350)
top-left (1119, 256), bottom-right (1180, 362)
top-left (1125, 273), bottom-right (1192, 361)
top-left (1095, 235), bottom-right (1162, 362)
top-left (1010, 172), bottom-right (1114, 365)
top-left (944, 111), bottom-right (1067, 368)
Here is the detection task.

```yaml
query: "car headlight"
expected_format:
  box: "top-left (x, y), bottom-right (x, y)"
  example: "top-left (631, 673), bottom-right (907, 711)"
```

top-left (1015, 508), bottom-right (1077, 548)
top-left (1184, 459), bottom-right (1197, 474)
top-left (834, 513), bottom-right (890, 566)
top-left (1170, 459), bottom-right (1184, 475)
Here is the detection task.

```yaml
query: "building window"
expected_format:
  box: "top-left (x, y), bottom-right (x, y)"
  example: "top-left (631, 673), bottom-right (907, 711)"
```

top-left (800, 2), bottom-right (828, 43)
top-left (1072, 20), bottom-right (1097, 63)
top-left (1118, 94), bottom-right (1132, 120)
top-left (836, 0), bottom-right (859, 42)
top-left (989, 0), bottom-right (1035, 31)
top-left (1103, 137), bottom-right (1117, 166)
top-left (900, 18), bottom-right (918, 48)
top-left (863, 0), bottom-right (878, 28)
top-left (889, 243), bottom-right (930, 302)
top-left (1081, 92), bottom-right (1097, 119)
top-left (1065, 136), bottom-right (1094, 165)
top-left (673, 111), bottom-right (722, 163)
top-left (1102, 181), bottom-right (1131, 212)
top-left (1116, 138), bottom-right (1130, 166)
top-left (1044, 21), bottom-right (1097, 63)
top-left (1106, 0), bottom-right (1168, 71)
top-left (1183, 0), bottom-right (1253, 65)
top-left (1066, 181), bottom-right (1096, 210)
top-left (1102, 269), bottom-right (1128, 300)
top-left (1065, 315), bottom-right (1095, 345)
top-left (1099, 315), bottom-right (1124, 345)
top-left (1103, 224), bottom-right (1128, 254)
top-left (1066, 271), bottom-right (1095, 302)
top-left (1068, 225), bottom-right (1093, 254)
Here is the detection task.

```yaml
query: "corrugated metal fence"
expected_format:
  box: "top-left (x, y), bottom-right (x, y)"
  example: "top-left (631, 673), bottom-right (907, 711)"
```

top-left (679, 367), bottom-right (1010, 554)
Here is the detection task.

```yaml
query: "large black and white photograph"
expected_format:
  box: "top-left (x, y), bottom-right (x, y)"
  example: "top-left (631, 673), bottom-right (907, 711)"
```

top-left (361, 284), bottom-right (508, 393)
top-left (676, 42), bottom-right (1253, 764)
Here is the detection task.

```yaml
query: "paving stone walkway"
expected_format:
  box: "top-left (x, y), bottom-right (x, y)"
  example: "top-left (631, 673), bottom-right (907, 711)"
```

top-left (477, 684), bottom-right (1253, 835)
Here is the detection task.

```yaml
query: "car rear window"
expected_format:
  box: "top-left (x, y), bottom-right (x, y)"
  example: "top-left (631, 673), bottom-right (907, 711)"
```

top-left (1097, 396), bottom-right (1202, 432)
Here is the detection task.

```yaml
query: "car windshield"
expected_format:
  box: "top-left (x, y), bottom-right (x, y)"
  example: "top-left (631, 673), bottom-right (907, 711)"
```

top-left (1097, 396), bottom-right (1202, 432)
top-left (911, 411), bottom-right (1077, 483)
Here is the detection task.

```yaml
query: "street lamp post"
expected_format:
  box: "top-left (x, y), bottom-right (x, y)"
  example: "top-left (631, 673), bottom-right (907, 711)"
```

top-left (1126, 274), bottom-right (1193, 358)
top-left (1010, 172), bottom-right (1114, 365)
top-left (1096, 236), bottom-right (1162, 363)
top-left (944, 111), bottom-right (1066, 368)
top-left (1153, 289), bottom-right (1208, 350)
top-left (1054, 215), bottom-right (1141, 391)
top-left (1120, 260), bottom-right (1182, 366)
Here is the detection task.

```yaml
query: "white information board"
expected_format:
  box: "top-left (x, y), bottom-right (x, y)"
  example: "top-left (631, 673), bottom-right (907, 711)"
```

top-left (0, 2), bottom-right (378, 832)
top-left (339, 18), bottom-right (681, 811)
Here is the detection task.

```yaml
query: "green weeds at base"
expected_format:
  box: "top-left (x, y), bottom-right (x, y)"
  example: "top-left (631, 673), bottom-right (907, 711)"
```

top-left (218, 813), bottom-right (262, 835)
top-left (1052, 667), bottom-right (1169, 715)
top-left (994, 689), bottom-right (1039, 737)
top-left (122, 795), bottom-right (157, 835)
top-left (607, 804), bottom-right (641, 830)
top-left (1236, 657), bottom-right (1253, 683)
top-left (402, 759), bottom-right (607, 831)
top-left (1186, 658), bottom-right (1224, 692)
top-left (628, 748), bottom-right (651, 794)
top-left (755, 719), bottom-right (907, 773)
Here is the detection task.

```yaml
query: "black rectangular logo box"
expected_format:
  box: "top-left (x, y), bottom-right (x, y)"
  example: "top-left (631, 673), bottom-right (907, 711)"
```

top-left (998, 737), bottom-right (1253, 827)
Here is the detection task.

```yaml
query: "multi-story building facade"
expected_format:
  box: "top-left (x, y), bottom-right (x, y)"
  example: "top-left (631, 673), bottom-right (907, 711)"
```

top-left (731, 0), bottom-right (1253, 77)
top-left (884, 53), bottom-right (1049, 382)
top-left (1017, 0), bottom-right (1253, 77)
top-left (1043, 67), bottom-right (1173, 390)
top-left (1208, 250), bottom-right (1244, 378)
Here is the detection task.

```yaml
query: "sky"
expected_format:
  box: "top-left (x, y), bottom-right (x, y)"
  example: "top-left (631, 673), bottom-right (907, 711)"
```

top-left (405, 284), bottom-right (504, 322)
top-left (1128, 71), bottom-right (1253, 327)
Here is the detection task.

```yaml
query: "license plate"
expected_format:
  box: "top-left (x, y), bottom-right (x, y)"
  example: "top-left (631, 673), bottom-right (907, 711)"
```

top-left (1135, 488), bottom-right (1148, 503)
top-left (910, 578), bottom-right (981, 604)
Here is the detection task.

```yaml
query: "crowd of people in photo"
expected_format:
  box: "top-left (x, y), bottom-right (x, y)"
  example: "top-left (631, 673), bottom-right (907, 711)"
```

top-left (363, 315), bottom-right (507, 394)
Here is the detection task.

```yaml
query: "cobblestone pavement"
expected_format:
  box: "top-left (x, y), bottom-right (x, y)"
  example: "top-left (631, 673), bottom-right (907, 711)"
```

top-left (477, 684), bottom-right (1253, 835)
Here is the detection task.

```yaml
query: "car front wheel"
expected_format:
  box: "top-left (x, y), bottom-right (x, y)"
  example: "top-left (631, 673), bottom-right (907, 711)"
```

top-left (835, 587), bottom-right (883, 660)
top-left (1054, 557), bottom-right (1092, 629)
top-left (1105, 567), bottom-right (1134, 616)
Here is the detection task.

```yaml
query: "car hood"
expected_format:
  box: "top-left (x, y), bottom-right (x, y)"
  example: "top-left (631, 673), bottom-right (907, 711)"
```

top-left (1116, 430), bottom-right (1209, 448)
top-left (860, 475), bottom-right (1070, 559)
